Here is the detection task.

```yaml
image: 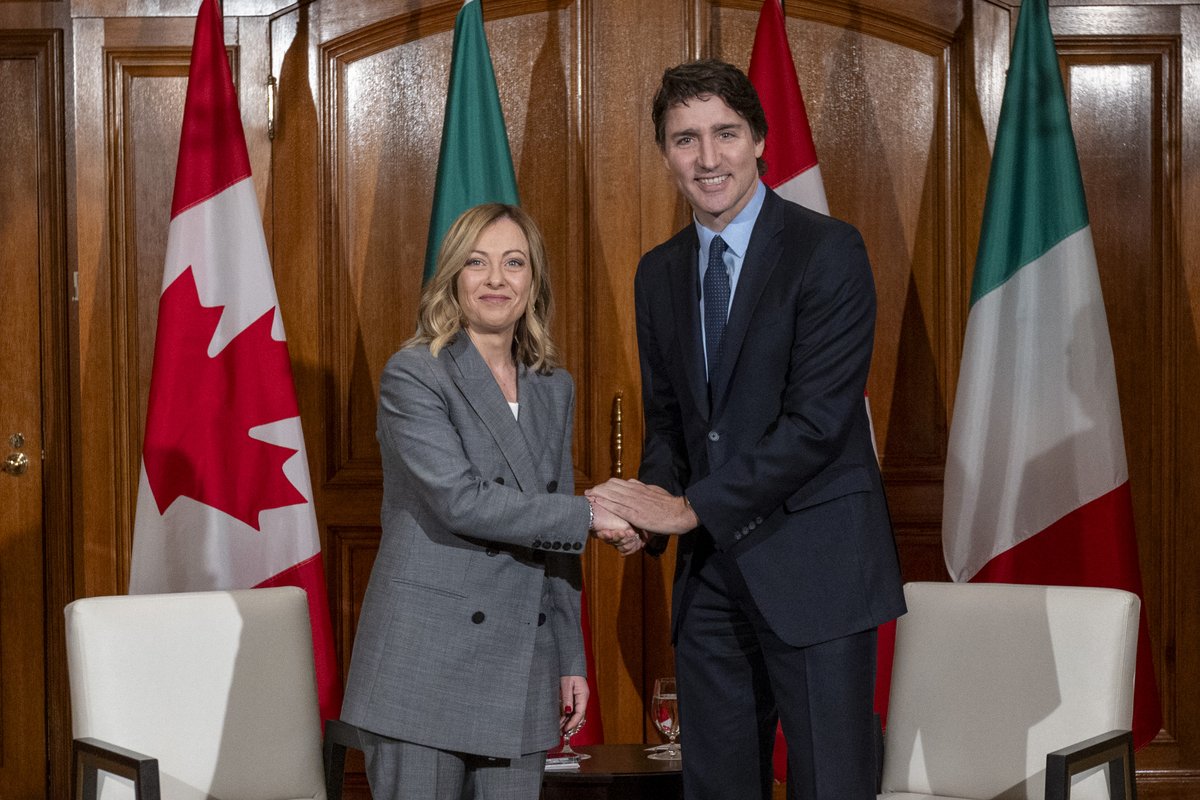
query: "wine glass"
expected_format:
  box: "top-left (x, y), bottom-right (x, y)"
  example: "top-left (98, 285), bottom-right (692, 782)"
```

top-left (556, 714), bottom-right (591, 761)
top-left (649, 677), bottom-right (681, 760)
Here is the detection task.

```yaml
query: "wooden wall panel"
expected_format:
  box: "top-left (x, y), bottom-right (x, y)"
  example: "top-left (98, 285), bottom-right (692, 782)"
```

top-left (1038, 8), bottom-right (1189, 792)
top-left (1066, 31), bottom-right (1174, 749)
top-left (4, 0), bottom-right (1195, 796)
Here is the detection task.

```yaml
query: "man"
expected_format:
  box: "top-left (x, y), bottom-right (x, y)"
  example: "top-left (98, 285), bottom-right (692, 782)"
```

top-left (587, 59), bottom-right (905, 799)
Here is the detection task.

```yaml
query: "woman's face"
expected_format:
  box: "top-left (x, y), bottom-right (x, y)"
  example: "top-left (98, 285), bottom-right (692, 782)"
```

top-left (456, 216), bottom-right (533, 341)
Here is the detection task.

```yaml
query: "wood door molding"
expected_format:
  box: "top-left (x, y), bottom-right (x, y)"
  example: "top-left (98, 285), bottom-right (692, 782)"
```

top-left (0, 26), bottom-right (72, 800)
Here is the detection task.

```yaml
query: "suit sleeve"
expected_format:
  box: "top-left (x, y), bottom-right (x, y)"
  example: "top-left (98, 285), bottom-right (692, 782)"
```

top-left (377, 350), bottom-right (591, 550)
top-left (687, 224), bottom-right (877, 551)
top-left (546, 377), bottom-right (587, 677)
top-left (635, 254), bottom-right (691, 495)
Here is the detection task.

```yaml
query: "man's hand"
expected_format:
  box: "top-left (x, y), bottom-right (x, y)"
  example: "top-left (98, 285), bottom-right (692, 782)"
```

top-left (585, 479), bottom-right (699, 534)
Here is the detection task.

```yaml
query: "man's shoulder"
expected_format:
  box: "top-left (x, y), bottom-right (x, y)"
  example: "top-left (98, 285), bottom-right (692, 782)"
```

top-left (768, 191), bottom-right (862, 244)
top-left (641, 223), bottom-right (696, 265)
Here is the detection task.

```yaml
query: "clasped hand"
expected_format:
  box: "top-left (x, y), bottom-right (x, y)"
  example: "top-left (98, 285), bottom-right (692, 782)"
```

top-left (587, 497), bottom-right (644, 556)
top-left (585, 479), bottom-right (698, 535)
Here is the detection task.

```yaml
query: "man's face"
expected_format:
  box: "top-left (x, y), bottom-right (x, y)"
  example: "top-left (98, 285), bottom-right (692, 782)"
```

top-left (660, 94), bottom-right (765, 232)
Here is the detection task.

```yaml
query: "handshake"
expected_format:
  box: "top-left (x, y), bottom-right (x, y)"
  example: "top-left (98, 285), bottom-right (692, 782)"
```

top-left (584, 479), bottom-right (700, 556)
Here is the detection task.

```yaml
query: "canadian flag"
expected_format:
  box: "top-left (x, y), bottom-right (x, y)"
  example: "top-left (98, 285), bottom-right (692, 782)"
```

top-left (748, 0), bottom-right (895, 783)
top-left (748, 0), bottom-right (827, 215)
top-left (129, 0), bottom-right (341, 724)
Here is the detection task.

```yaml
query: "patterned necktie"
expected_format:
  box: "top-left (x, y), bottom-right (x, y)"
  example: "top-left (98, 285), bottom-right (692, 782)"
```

top-left (703, 235), bottom-right (731, 377)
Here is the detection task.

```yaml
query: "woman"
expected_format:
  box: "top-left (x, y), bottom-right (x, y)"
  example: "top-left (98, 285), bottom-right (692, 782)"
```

top-left (341, 203), bottom-right (631, 799)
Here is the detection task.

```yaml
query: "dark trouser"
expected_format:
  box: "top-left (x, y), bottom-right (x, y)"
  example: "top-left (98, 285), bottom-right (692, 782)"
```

top-left (675, 550), bottom-right (878, 800)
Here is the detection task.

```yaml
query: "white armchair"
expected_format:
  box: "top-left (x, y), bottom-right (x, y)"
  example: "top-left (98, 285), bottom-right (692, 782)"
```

top-left (878, 582), bottom-right (1139, 800)
top-left (65, 587), bottom-right (346, 800)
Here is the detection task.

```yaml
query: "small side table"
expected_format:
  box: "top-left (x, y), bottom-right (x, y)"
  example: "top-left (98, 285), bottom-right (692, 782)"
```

top-left (541, 744), bottom-right (683, 800)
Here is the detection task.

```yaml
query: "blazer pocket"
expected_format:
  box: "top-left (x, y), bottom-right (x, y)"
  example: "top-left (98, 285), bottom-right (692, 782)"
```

top-left (390, 578), bottom-right (467, 600)
top-left (784, 465), bottom-right (873, 513)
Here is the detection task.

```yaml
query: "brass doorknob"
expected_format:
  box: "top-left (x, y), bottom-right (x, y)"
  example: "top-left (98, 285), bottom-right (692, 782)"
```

top-left (3, 452), bottom-right (29, 476)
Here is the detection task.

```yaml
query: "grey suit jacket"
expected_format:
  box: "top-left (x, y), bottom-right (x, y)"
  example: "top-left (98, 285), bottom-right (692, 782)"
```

top-left (341, 334), bottom-right (591, 759)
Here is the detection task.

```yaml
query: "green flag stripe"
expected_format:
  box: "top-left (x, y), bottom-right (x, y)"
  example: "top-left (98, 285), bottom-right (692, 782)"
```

top-left (423, 0), bottom-right (520, 281)
top-left (971, 0), bottom-right (1089, 306)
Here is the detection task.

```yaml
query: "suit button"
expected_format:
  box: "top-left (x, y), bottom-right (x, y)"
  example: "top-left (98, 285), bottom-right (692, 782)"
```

top-left (552, 542), bottom-right (562, 550)
top-left (546, 480), bottom-right (558, 493)
top-left (495, 476), bottom-right (505, 485)
top-left (755, 516), bottom-right (763, 524)
top-left (532, 540), bottom-right (543, 549)
top-left (708, 431), bottom-right (720, 442)
top-left (471, 611), bottom-right (485, 624)
top-left (486, 548), bottom-right (499, 556)
top-left (572, 542), bottom-right (582, 551)
top-left (538, 613), bottom-right (547, 626)
top-left (747, 521), bottom-right (756, 531)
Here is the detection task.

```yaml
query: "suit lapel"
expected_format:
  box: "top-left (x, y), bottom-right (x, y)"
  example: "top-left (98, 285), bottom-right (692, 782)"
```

top-left (516, 366), bottom-right (556, 483)
top-left (710, 191), bottom-right (786, 409)
top-left (667, 231), bottom-right (711, 421)
top-left (447, 335), bottom-right (540, 492)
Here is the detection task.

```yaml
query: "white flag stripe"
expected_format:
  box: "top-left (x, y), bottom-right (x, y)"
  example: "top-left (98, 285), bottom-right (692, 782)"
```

top-left (943, 226), bottom-right (1128, 580)
top-left (163, 177), bottom-right (285, 354)
top-left (773, 165), bottom-right (829, 215)
top-left (130, 438), bottom-right (319, 592)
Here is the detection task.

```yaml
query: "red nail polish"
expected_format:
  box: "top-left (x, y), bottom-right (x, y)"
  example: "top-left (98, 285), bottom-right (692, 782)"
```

top-left (563, 705), bottom-right (573, 714)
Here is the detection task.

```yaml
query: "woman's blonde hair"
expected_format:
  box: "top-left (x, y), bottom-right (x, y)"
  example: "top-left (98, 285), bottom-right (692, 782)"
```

top-left (406, 203), bottom-right (559, 373)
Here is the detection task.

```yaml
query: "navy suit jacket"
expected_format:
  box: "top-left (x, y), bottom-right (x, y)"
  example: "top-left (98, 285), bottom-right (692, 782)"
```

top-left (635, 188), bottom-right (905, 647)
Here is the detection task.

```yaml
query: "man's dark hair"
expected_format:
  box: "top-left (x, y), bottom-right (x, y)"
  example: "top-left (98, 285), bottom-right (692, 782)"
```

top-left (652, 59), bottom-right (768, 175)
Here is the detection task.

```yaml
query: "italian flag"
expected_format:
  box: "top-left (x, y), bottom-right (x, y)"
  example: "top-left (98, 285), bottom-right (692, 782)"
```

top-left (942, 0), bottom-right (1160, 748)
top-left (422, 0), bottom-right (520, 280)
top-left (130, 0), bottom-right (341, 725)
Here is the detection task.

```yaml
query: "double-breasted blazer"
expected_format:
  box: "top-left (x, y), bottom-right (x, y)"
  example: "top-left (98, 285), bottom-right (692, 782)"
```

top-left (635, 188), bottom-right (905, 648)
top-left (341, 333), bottom-right (592, 760)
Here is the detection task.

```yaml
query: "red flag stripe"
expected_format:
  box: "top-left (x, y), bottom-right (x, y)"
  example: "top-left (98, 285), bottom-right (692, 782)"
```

top-left (748, 0), bottom-right (819, 188)
top-left (571, 586), bottom-right (605, 744)
top-left (170, 0), bottom-right (251, 219)
top-left (972, 481), bottom-right (1161, 748)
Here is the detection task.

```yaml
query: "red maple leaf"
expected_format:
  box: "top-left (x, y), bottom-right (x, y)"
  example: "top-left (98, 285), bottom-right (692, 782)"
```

top-left (143, 266), bottom-right (307, 529)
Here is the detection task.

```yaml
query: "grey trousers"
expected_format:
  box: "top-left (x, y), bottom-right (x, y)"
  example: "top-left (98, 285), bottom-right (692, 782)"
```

top-left (361, 729), bottom-right (547, 800)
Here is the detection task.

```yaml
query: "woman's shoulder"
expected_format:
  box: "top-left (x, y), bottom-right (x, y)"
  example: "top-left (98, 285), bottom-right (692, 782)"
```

top-left (383, 341), bottom-right (443, 379)
top-left (529, 363), bottom-right (575, 403)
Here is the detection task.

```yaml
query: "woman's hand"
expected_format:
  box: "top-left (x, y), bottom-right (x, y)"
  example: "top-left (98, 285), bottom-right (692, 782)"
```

top-left (559, 674), bottom-right (590, 735)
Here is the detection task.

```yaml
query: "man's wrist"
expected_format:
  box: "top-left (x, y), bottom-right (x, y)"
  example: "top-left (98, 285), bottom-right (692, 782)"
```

top-left (681, 494), bottom-right (698, 530)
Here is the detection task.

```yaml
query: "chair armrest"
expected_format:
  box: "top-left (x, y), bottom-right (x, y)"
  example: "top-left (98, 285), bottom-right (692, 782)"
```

top-left (324, 719), bottom-right (366, 800)
top-left (73, 737), bottom-right (160, 800)
top-left (1045, 729), bottom-right (1136, 800)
